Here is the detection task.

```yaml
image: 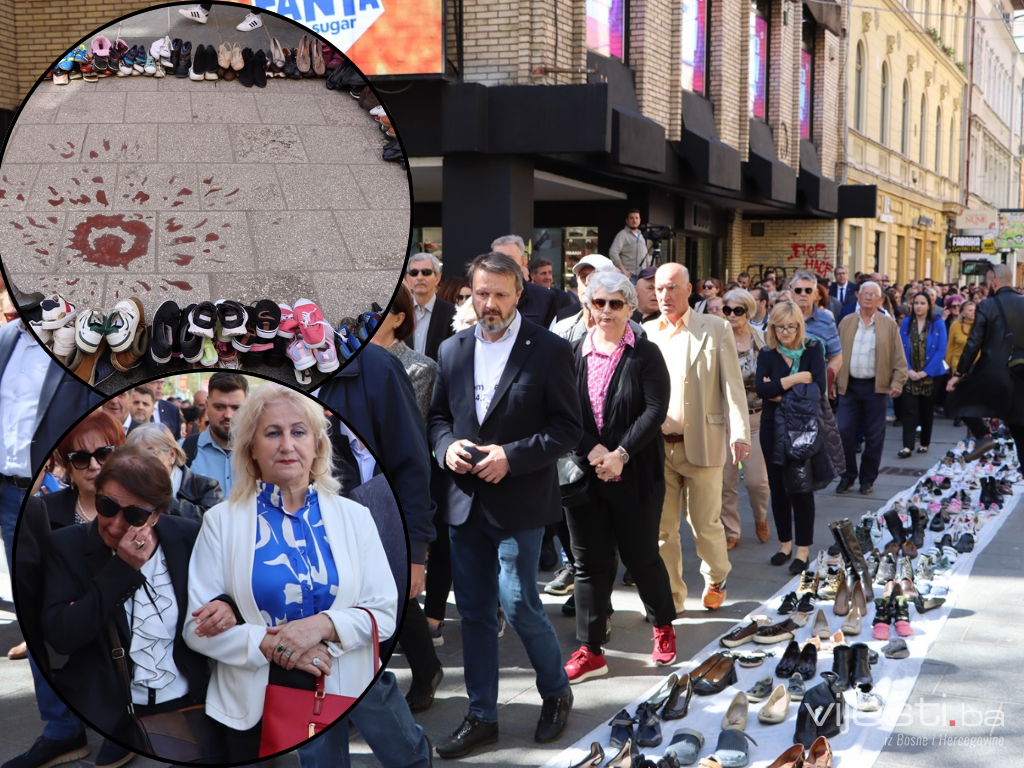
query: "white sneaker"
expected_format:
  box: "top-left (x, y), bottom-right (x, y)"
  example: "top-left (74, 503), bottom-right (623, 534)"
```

top-left (75, 309), bottom-right (107, 353)
top-left (52, 325), bottom-right (77, 356)
top-left (40, 294), bottom-right (77, 329)
top-left (29, 321), bottom-right (53, 345)
top-left (179, 4), bottom-right (209, 23)
top-left (105, 300), bottom-right (140, 353)
top-left (855, 683), bottom-right (883, 712)
top-left (237, 12), bottom-right (263, 31)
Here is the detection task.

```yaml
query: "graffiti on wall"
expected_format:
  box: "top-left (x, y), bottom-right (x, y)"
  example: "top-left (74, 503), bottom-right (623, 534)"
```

top-left (788, 243), bottom-right (834, 277)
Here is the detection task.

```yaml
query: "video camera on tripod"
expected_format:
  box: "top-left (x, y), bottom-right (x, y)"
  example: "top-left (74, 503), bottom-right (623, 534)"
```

top-left (638, 224), bottom-right (675, 269)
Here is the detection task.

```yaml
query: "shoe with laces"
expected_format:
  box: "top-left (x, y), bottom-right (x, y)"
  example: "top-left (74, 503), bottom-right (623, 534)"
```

top-left (777, 592), bottom-right (799, 615)
top-left (149, 300), bottom-right (180, 364)
top-left (286, 336), bottom-right (317, 371)
top-left (216, 299), bottom-right (247, 336)
top-left (3, 733), bottom-right (89, 768)
top-left (293, 298), bottom-right (329, 348)
top-left (314, 329), bottom-right (340, 373)
top-left (188, 301), bottom-right (217, 338)
top-left (179, 4), bottom-right (209, 23)
top-left (703, 580), bottom-right (727, 610)
top-left (278, 303), bottom-right (297, 339)
top-left (198, 336), bottom-right (218, 367)
top-left (565, 646), bottom-right (608, 684)
top-left (40, 294), bottom-right (77, 329)
top-left (237, 11), bottom-right (263, 31)
top-left (75, 309), bottom-right (107, 353)
top-left (653, 625), bottom-right (677, 665)
top-left (104, 300), bottom-right (140, 352)
top-left (544, 564), bottom-right (575, 595)
top-left (52, 325), bottom-right (77, 357)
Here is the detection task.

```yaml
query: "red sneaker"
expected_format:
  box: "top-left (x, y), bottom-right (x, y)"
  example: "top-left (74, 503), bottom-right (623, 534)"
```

top-left (565, 646), bottom-right (608, 684)
top-left (652, 625), bottom-right (676, 665)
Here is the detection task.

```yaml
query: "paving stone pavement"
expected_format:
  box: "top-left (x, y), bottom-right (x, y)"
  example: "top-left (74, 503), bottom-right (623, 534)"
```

top-left (2, 417), bottom-right (1019, 768)
top-left (0, 6), bottom-right (408, 394)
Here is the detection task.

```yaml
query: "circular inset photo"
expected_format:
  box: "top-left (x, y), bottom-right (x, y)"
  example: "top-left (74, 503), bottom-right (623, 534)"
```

top-left (0, 2), bottom-right (409, 394)
top-left (11, 372), bottom-right (408, 764)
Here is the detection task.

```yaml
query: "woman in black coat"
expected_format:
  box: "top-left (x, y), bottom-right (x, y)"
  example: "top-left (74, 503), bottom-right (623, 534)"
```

top-left (42, 446), bottom-right (237, 752)
top-left (562, 272), bottom-right (677, 683)
top-left (755, 301), bottom-right (828, 574)
top-left (126, 423), bottom-right (223, 520)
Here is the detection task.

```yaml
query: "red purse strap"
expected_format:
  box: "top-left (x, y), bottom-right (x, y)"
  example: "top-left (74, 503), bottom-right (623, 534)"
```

top-left (313, 606), bottom-right (380, 699)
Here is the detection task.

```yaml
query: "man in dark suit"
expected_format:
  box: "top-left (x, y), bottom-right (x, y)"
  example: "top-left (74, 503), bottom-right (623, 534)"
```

top-left (146, 379), bottom-right (183, 439)
top-left (829, 265), bottom-right (858, 309)
top-left (0, 316), bottom-right (102, 768)
top-left (429, 252), bottom-right (582, 759)
top-left (529, 256), bottom-right (580, 314)
top-left (406, 253), bottom-right (456, 362)
top-left (491, 235), bottom-right (558, 329)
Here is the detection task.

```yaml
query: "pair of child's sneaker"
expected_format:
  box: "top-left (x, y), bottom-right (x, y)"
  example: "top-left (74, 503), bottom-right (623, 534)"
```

top-left (278, 300), bottom-right (338, 383)
top-left (73, 298), bottom-right (147, 374)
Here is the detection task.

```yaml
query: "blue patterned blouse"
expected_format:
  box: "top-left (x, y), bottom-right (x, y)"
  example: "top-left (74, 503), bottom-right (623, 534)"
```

top-left (251, 482), bottom-right (340, 627)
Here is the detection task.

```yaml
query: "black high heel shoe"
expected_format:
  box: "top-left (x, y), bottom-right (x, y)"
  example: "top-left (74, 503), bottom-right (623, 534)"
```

top-left (567, 742), bottom-right (604, 768)
top-left (662, 674), bottom-right (692, 719)
top-left (642, 673), bottom-right (679, 713)
top-left (605, 737), bottom-right (640, 768)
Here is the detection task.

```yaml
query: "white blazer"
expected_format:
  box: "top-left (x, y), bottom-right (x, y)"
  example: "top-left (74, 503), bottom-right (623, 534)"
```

top-left (183, 491), bottom-right (398, 730)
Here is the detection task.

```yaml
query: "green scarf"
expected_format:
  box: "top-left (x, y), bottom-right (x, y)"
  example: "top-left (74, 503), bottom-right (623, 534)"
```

top-left (778, 342), bottom-right (806, 374)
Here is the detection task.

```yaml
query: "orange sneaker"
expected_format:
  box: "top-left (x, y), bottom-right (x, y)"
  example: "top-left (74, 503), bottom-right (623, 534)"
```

top-left (703, 581), bottom-right (728, 610)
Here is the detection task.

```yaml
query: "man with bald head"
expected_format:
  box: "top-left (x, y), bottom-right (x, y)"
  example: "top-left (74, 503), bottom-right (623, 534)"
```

top-left (948, 263), bottom-right (1024, 458)
top-left (644, 263), bottom-right (751, 614)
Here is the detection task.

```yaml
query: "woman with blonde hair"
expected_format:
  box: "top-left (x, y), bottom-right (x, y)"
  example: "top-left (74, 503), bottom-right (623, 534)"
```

top-left (720, 289), bottom-right (771, 550)
top-left (127, 422), bottom-right (222, 521)
top-left (184, 385), bottom-right (397, 760)
top-left (755, 301), bottom-right (828, 573)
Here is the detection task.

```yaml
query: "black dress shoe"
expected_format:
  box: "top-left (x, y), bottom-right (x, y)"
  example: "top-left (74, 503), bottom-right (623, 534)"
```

top-left (535, 687), bottom-right (573, 743)
top-left (836, 479), bottom-right (853, 494)
top-left (406, 667), bottom-right (443, 713)
top-left (662, 674), bottom-right (693, 719)
top-left (2, 733), bottom-right (89, 768)
top-left (860, 482), bottom-right (874, 495)
top-left (774, 640), bottom-right (801, 678)
top-left (434, 714), bottom-right (498, 759)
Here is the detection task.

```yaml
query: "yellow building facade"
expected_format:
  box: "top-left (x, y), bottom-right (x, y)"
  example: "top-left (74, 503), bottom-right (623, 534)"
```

top-left (843, 0), bottom-right (968, 284)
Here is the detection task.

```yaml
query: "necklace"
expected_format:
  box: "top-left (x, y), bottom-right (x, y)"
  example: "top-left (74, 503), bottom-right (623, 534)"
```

top-left (76, 496), bottom-right (95, 523)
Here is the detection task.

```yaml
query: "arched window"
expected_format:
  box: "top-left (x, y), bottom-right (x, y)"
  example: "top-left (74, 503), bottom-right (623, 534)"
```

top-left (919, 95), bottom-right (928, 165)
top-left (880, 63), bottom-right (890, 145)
top-left (935, 107), bottom-right (942, 171)
top-left (855, 42), bottom-right (865, 131)
top-left (901, 80), bottom-right (911, 155)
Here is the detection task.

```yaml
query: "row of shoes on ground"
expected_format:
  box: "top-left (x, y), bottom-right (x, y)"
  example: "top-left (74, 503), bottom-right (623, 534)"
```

top-left (325, 62), bottom-right (406, 167)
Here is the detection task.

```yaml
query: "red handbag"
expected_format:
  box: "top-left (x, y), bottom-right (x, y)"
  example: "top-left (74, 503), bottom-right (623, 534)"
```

top-left (258, 608), bottom-right (380, 757)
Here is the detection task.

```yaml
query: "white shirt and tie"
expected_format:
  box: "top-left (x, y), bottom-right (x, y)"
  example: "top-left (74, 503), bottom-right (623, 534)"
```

top-left (412, 293), bottom-right (437, 357)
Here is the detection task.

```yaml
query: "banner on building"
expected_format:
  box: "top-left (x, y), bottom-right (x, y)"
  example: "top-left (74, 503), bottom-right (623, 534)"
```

top-left (241, 0), bottom-right (444, 75)
top-left (955, 207), bottom-right (999, 231)
top-left (947, 235), bottom-right (984, 253)
top-left (998, 210), bottom-right (1024, 250)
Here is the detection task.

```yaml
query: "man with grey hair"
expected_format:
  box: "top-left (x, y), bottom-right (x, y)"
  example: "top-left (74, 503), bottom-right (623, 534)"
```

top-left (429, 251), bottom-right (581, 758)
top-left (835, 281), bottom-right (907, 495)
top-left (948, 263), bottom-right (1024, 458)
top-left (491, 235), bottom-right (557, 329)
top-left (406, 252), bottom-right (455, 362)
top-left (790, 270), bottom-right (843, 392)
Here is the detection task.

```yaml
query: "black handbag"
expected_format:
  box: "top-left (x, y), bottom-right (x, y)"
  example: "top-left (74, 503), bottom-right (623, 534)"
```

top-left (990, 294), bottom-right (1024, 383)
top-left (557, 455), bottom-right (591, 508)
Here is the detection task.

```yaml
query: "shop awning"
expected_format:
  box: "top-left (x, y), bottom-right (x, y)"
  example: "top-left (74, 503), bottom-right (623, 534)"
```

top-left (744, 120), bottom-right (796, 205)
top-left (675, 91), bottom-right (742, 191)
top-left (805, 0), bottom-right (842, 36)
top-left (797, 139), bottom-right (838, 214)
top-left (838, 184), bottom-right (879, 218)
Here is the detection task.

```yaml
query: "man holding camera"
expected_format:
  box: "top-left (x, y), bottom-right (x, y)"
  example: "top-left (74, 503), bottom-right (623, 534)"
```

top-left (609, 209), bottom-right (648, 280)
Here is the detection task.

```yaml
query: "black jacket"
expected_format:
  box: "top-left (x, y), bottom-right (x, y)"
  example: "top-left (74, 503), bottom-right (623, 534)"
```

top-left (13, 495), bottom-right (51, 674)
top-left (171, 466), bottom-right (223, 521)
top-left (42, 515), bottom-right (210, 746)
top-left (518, 281), bottom-right (558, 329)
top-left (571, 335), bottom-right (669, 510)
top-left (423, 296), bottom-right (457, 362)
top-left (42, 486), bottom-right (79, 531)
top-left (948, 286), bottom-right (1024, 425)
top-left (429, 316), bottom-right (583, 529)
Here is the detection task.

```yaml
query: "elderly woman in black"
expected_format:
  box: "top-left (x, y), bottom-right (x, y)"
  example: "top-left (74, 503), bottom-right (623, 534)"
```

top-left (41, 445), bottom-right (236, 754)
top-left (126, 422), bottom-right (223, 520)
top-left (562, 271), bottom-right (676, 684)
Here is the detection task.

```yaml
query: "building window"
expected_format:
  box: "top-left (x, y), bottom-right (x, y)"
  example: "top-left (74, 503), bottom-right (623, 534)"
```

top-left (750, 0), bottom-right (770, 120)
top-left (854, 42), bottom-right (865, 131)
top-left (901, 80), bottom-right (910, 155)
top-left (800, 8), bottom-right (815, 139)
top-left (935, 107), bottom-right (942, 171)
top-left (880, 62), bottom-right (889, 145)
top-left (919, 95), bottom-right (927, 166)
top-left (949, 117), bottom-right (957, 179)
top-left (587, 0), bottom-right (625, 60)
top-left (681, 0), bottom-right (709, 94)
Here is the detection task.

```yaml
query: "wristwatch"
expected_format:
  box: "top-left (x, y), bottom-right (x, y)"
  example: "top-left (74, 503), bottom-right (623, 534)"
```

top-left (617, 446), bottom-right (630, 464)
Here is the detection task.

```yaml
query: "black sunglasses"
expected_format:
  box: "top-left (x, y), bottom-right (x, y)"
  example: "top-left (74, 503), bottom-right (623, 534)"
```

top-left (721, 306), bottom-right (747, 316)
top-left (703, 283), bottom-right (715, 289)
top-left (65, 445), bottom-right (116, 470)
top-left (592, 298), bottom-right (627, 311)
top-left (407, 269), bottom-right (434, 277)
top-left (96, 494), bottom-right (158, 527)
top-left (792, 287), bottom-right (816, 295)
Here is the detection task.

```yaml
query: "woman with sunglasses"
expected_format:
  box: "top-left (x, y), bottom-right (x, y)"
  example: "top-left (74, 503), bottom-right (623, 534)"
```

top-left (719, 290), bottom-right (771, 551)
top-left (562, 272), bottom-right (677, 682)
top-left (126, 423), bottom-right (223, 521)
top-left (438, 276), bottom-right (472, 307)
top-left (44, 410), bottom-right (126, 531)
top-left (694, 277), bottom-right (723, 315)
top-left (41, 445), bottom-right (237, 755)
top-left (755, 301), bottom-right (828, 573)
top-left (369, 286), bottom-right (437, 422)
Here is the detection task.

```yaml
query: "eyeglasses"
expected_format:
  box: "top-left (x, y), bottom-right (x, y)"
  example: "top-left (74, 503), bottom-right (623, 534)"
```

top-left (773, 324), bottom-right (799, 334)
top-left (456, 293), bottom-right (472, 304)
top-left (95, 494), bottom-right (158, 527)
top-left (592, 298), bottom-right (627, 311)
top-left (721, 306), bottom-right (747, 316)
top-left (65, 445), bottom-right (116, 470)
top-left (407, 269), bottom-right (434, 277)
top-left (791, 287), bottom-right (816, 295)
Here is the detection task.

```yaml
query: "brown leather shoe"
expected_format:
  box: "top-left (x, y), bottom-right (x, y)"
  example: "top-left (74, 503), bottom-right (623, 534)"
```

top-left (756, 520), bottom-right (771, 543)
top-left (807, 736), bottom-right (832, 767)
top-left (726, 537), bottom-right (740, 551)
top-left (7, 641), bottom-right (27, 660)
top-left (766, 744), bottom-right (806, 768)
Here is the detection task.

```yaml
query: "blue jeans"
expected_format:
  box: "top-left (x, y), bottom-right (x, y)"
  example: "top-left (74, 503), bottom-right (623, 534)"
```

top-left (0, 481), bottom-right (24, 573)
top-left (29, 654), bottom-right (84, 740)
top-left (838, 377), bottom-right (888, 485)
top-left (449, 510), bottom-right (569, 722)
top-left (295, 671), bottom-right (429, 768)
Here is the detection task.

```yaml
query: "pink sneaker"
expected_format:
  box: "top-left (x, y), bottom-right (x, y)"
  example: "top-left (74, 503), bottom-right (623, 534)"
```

top-left (313, 328), bottom-right (340, 373)
top-left (278, 303), bottom-right (297, 339)
top-left (565, 646), bottom-right (608, 684)
top-left (293, 298), bottom-right (329, 348)
top-left (286, 336), bottom-right (316, 371)
top-left (652, 625), bottom-right (676, 666)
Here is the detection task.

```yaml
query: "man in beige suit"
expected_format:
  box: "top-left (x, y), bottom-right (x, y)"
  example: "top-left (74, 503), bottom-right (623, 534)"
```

top-left (645, 264), bottom-right (751, 613)
top-left (835, 281), bottom-right (907, 495)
